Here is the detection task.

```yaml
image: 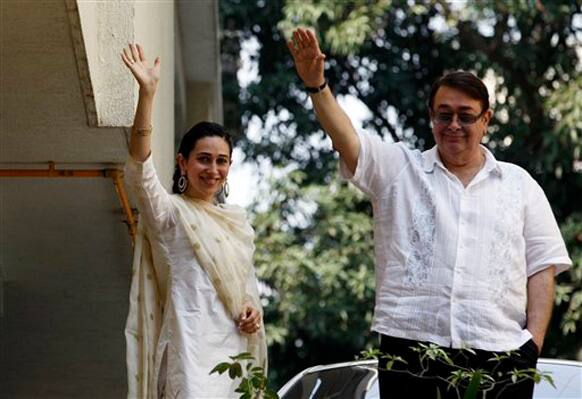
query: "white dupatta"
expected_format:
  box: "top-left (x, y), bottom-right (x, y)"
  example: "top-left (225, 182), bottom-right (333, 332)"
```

top-left (125, 195), bottom-right (267, 399)
top-left (125, 222), bottom-right (167, 399)
top-left (172, 196), bottom-right (267, 371)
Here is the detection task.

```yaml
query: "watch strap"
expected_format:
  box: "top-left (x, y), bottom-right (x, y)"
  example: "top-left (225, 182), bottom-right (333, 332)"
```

top-left (305, 80), bottom-right (327, 93)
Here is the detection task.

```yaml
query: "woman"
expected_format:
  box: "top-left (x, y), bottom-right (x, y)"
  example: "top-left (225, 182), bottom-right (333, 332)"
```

top-left (121, 43), bottom-right (267, 399)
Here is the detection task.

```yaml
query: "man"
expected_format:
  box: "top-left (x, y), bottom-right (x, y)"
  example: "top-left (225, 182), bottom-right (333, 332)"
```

top-left (287, 28), bottom-right (572, 398)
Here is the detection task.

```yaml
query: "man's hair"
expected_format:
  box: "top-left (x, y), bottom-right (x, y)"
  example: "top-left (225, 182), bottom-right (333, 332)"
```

top-left (428, 71), bottom-right (490, 113)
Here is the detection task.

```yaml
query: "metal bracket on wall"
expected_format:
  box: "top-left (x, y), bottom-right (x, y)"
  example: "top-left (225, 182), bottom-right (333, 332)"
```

top-left (0, 162), bottom-right (137, 245)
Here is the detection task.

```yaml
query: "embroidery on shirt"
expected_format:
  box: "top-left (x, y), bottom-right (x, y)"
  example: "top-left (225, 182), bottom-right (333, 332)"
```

top-left (404, 158), bottom-right (437, 287)
top-left (487, 168), bottom-right (523, 300)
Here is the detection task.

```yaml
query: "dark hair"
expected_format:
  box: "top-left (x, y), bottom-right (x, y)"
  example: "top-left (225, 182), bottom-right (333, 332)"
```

top-left (172, 121), bottom-right (233, 194)
top-left (428, 71), bottom-right (490, 113)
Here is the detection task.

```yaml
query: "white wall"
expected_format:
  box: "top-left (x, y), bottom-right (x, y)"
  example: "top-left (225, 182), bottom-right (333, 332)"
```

top-left (134, 0), bottom-right (175, 188)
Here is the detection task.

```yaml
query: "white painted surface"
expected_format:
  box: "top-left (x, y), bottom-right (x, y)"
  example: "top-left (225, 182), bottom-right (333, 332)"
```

top-left (135, 0), bottom-right (175, 188)
top-left (78, 0), bottom-right (135, 127)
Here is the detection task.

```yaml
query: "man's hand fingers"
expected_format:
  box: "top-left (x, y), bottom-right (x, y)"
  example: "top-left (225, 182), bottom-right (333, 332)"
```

top-left (306, 29), bottom-right (321, 53)
top-left (297, 28), bottom-right (309, 46)
top-left (292, 30), bottom-right (303, 49)
top-left (286, 40), bottom-right (298, 58)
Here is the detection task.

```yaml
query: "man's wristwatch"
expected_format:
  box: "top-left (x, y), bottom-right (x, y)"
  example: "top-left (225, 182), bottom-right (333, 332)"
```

top-left (305, 80), bottom-right (327, 93)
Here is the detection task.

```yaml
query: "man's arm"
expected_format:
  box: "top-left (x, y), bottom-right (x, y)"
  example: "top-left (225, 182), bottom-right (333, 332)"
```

top-left (287, 28), bottom-right (360, 174)
top-left (526, 266), bottom-right (555, 353)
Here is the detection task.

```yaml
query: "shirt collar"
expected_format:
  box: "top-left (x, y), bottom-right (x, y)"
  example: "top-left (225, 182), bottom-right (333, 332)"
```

top-left (423, 144), bottom-right (503, 177)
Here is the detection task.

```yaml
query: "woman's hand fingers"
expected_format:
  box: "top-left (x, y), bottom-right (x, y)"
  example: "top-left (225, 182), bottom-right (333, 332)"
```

top-left (137, 43), bottom-right (146, 63)
top-left (122, 47), bottom-right (134, 64)
top-left (238, 305), bottom-right (261, 334)
top-left (120, 43), bottom-right (160, 94)
top-left (130, 43), bottom-right (140, 62)
top-left (120, 52), bottom-right (132, 67)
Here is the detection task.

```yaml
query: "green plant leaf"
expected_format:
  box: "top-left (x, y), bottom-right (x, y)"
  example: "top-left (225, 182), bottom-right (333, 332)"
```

top-left (264, 389), bottom-right (280, 399)
top-left (230, 352), bottom-right (254, 361)
top-left (463, 370), bottom-right (482, 399)
top-left (209, 362), bottom-right (231, 375)
top-left (229, 362), bottom-right (243, 379)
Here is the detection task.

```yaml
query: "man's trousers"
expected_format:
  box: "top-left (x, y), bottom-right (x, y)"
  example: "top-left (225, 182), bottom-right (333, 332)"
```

top-left (378, 334), bottom-right (539, 399)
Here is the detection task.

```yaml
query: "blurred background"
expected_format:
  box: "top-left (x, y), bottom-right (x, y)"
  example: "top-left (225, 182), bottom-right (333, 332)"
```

top-left (0, 0), bottom-right (580, 397)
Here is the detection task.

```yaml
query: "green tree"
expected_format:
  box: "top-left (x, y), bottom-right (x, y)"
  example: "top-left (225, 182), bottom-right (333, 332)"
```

top-left (251, 171), bottom-right (376, 385)
top-left (220, 0), bottom-right (582, 388)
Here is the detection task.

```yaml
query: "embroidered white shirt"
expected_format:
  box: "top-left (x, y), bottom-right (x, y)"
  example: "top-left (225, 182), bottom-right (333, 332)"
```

top-left (340, 131), bottom-right (572, 351)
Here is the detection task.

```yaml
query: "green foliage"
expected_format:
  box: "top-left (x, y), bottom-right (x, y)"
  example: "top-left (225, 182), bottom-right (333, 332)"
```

top-left (556, 214), bottom-right (582, 335)
top-left (210, 352), bottom-right (279, 399)
top-left (462, 370), bottom-right (482, 399)
top-left (278, 0), bottom-right (392, 56)
top-left (251, 170), bottom-right (376, 386)
top-left (544, 212), bottom-right (582, 360)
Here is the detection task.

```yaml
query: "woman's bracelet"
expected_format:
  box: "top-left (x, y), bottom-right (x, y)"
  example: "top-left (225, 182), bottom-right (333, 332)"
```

top-left (132, 125), bottom-right (152, 137)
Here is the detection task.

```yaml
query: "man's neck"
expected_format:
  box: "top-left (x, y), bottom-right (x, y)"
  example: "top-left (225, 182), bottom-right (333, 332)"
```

top-left (439, 149), bottom-right (486, 187)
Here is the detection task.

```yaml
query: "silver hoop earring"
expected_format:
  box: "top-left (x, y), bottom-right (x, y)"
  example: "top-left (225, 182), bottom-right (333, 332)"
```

top-left (223, 181), bottom-right (229, 198)
top-left (178, 174), bottom-right (188, 194)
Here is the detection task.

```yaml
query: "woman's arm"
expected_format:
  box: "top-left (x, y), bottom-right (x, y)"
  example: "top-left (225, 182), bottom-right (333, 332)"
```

top-left (122, 44), bottom-right (175, 229)
top-left (121, 43), bottom-right (160, 161)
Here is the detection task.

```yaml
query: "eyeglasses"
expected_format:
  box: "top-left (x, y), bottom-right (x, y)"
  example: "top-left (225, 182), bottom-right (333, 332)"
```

top-left (432, 111), bottom-right (484, 126)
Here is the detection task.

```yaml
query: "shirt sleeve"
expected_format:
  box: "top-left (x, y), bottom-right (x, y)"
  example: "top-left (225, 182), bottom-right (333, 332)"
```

top-left (124, 154), bottom-right (177, 232)
top-left (523, 178), bottom-right (572, 276)
top-left (339, 130), bottom-right (408, 199)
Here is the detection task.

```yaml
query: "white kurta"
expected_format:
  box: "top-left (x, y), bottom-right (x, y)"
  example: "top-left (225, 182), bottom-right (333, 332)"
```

top-left (125, 154), bottom-right (250, 399)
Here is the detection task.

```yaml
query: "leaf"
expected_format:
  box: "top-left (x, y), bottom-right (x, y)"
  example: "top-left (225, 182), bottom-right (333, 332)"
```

top-left (231, 352), bottom-right (254, 361)
top-left (462, 370), bottom-right (482, 399)
top-left (209, 362), bottom-right (231, 375)
top-left (229, 362), bottom-right (243, 379)
top-left (541, 374), bottom-right (556, 389)
top-left (264, 389), bottom-right (280, 399)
